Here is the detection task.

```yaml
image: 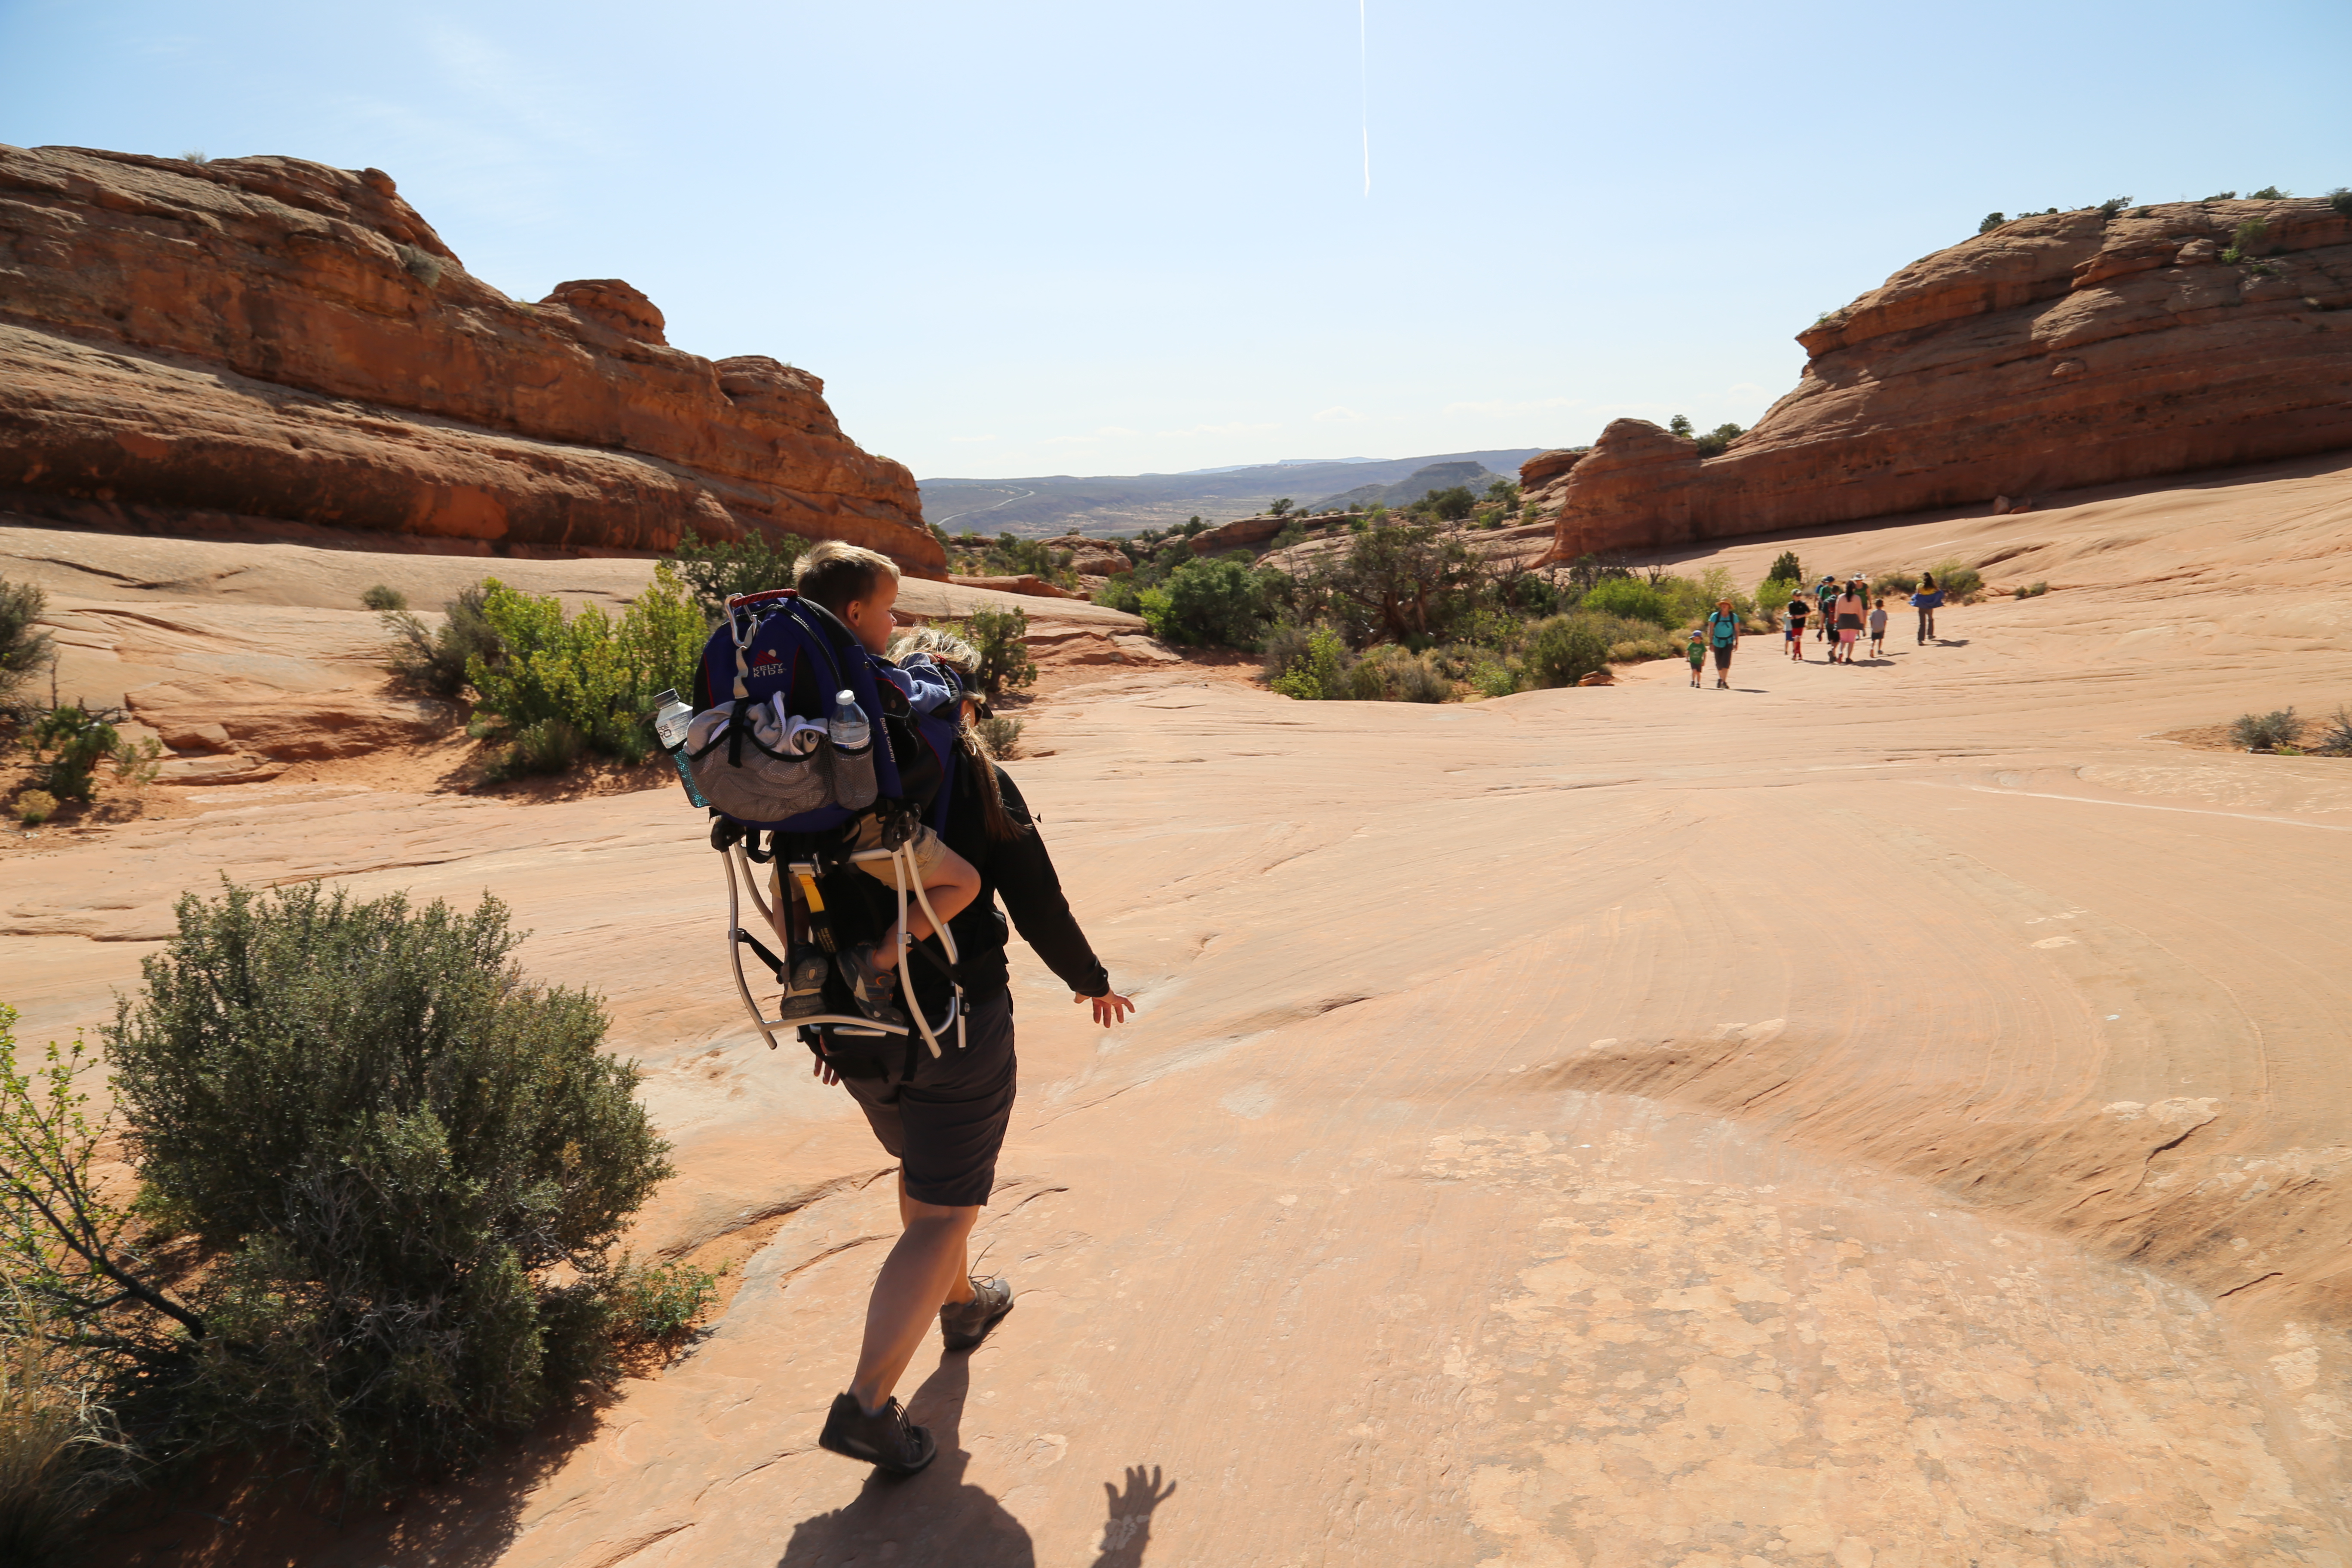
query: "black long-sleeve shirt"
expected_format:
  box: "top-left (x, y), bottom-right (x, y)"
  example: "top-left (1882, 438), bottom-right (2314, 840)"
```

top-left (940, 762), bottom-right (1109, 1002)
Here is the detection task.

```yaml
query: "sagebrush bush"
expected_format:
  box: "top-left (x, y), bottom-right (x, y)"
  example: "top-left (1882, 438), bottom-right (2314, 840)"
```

top-left (976, 714), bottom-right (1024, 758)
top-left (2230, 708), bottom-right (2304, 752)
top-left (470, 564), bottom-right (703, 766)
top-left (12, 791), bottom-right (56, 826)
top-left (1354, 644), bottom-right (1450, 703)
top-left (101, 882), bottom-right (672, 1494)
top-left (1874, 570), bottom-right (1920, 596)
top-left (359, 584), bottom-right (407, 612)
top-left (1525, 616), bottom-right (1610, 688)
top-left (1468, 662), bottom-right (1517, 698)
top-left (1260, 623), bottom-right (1315, 684)
top-left (948, 606), bottom-right (1037, 701)
top-left (383, 584), bottom-right (505, 699)
top-left (2014, 581), bottom-right (2050, 599)
top-left (2313, 705), bottom-right (2352, 757)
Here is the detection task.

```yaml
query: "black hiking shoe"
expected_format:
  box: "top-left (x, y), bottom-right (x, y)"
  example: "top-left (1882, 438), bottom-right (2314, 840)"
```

top-left (819, 1392), bottom-right (937, 1475)
top-left (940, 1276), bottom-right (1015, 1352)
top-left (839, 941), bottom-right (908, 1028)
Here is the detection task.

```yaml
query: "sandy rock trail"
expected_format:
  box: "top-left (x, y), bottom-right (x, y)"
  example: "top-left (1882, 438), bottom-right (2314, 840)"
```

top-left (7, 458), bottom-right (2352, 1565)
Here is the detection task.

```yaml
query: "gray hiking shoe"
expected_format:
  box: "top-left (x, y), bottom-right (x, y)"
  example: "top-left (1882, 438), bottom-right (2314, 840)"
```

top-left (777, 945), bottom-right (832, 1022)
top-left (819, 1392), bottom-right (937, 1475)
top-left (838, 941), bottom-right (907, 1029)
top-left (940, 1276), bottom-right (1014, 1352)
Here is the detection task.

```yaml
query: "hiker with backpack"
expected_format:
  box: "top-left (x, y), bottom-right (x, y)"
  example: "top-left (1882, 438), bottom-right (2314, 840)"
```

top-left (668, 545), bottom-right (1134, 1479)
top-left (815, 622), bottom-right (1134, 1476)
top-left (1704, 598), bottom-right (1741, 688)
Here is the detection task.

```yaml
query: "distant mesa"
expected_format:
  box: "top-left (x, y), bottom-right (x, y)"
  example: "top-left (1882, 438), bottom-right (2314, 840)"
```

top-left (1308, 459), bottom-right (1510, 513)
top-left (0, 144), bottom-right (939, 571)
top-left (920, 450), bottom-right (1540, 538)
top-left (1529, 196), bottom-right (2352, 562)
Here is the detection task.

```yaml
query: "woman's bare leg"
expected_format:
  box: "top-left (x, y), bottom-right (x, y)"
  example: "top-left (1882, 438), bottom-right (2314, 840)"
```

top-left (849, 1176), bottom-right (979, 1413)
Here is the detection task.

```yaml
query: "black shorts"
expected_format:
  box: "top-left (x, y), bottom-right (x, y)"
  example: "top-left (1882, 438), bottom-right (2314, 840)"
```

top-left (1712, 644), bottom-right (1733, 668)
top-left (836, 987), bottom-right (1016, 1207)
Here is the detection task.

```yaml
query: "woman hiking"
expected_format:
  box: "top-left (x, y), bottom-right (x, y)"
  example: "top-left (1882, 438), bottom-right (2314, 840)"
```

top-left (813, 626), bottom-right (1135, 1476)
top-left (1704, 598), bottom-right (1742, 688)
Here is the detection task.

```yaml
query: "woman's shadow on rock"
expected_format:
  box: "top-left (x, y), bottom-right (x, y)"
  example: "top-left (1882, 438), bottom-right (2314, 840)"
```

top-left (778, 1356), bottom-right (1174, 1568)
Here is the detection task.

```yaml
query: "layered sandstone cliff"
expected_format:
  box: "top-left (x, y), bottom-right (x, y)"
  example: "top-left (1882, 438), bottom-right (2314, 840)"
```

top-left (1538, 197), bottom-right (2352, 559)
top-left (0, 145), bottom-right (942, 570)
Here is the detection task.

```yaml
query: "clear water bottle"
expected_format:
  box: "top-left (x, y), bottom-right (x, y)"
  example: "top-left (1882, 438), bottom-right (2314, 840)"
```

top-left (649, 688), bottom-right (707, 808)
top-left (652, 689), bottom-right (694, 751)
top-left (828, 689), bottom-right (869, 752)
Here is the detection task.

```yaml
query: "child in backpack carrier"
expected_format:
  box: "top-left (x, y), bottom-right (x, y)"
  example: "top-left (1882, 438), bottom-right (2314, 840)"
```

top-left (796, 542), bottom-right (983, 1028)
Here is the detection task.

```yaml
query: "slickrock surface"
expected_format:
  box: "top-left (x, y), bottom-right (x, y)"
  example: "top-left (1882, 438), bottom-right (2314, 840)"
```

top-left (0, 146), bottom-right (938, 569)
top-left (1540, 198), bottom-right (2352, 560)
top-left (9, 456), bottom-right (2352, 1565)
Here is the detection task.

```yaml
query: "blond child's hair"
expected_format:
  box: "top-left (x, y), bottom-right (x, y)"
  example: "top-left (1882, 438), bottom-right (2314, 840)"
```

top-left (795, 539), bottom-right (900, 619)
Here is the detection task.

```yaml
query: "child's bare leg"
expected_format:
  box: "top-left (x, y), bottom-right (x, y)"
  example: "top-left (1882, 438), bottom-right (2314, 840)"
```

top-left (870, 845), bottom-right (980, 969)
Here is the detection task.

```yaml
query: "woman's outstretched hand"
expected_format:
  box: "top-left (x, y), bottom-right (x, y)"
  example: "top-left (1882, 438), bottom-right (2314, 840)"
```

top-left (1080, 990), bottom-right (1136, 1028)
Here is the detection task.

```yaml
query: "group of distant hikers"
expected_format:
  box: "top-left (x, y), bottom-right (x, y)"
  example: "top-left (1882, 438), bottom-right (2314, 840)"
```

top-left (1687, 571), bottom-right (1948, 687)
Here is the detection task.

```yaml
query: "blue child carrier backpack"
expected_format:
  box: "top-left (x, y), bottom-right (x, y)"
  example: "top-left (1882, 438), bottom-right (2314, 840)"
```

top-left (676, 588), bottom-right (967, 1068)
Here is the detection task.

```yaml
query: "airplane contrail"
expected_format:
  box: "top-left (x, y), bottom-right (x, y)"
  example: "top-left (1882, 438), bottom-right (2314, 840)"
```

top-left (1359, 0), bottom-right (1370, 196)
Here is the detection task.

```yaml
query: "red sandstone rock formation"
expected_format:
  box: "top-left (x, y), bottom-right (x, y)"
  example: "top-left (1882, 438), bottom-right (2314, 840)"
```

top-left (1188, 514), bottom-right (1291, 554)
top-left (0, 145), bottom-right (942, 571)
top-left (1543, 198), bottom-right (2352, 560)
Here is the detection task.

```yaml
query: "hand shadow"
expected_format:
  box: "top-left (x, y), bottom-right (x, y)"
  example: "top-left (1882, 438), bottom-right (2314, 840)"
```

top-left (780, 1354), bottom-right (1034, 1567)
top-left (1090, 1464), bottom-right (1178, 1568)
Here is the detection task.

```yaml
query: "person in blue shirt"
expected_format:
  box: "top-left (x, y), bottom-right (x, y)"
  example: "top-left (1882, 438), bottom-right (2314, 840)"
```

top-left (1909, 572), bottom-right (1945, 643)
top-left (1704, 598), bottom-right (1742, 688)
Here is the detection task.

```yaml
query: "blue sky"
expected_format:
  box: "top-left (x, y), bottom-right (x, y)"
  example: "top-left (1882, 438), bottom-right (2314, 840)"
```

top-left (5, 0), bottom-right (2346, 480)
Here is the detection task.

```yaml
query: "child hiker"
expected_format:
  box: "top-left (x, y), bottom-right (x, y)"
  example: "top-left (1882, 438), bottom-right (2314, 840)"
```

top-left (1868, 596), bottom-right (1889, 657)
top-left (1784, 592), bottom-right (1810, 661)
top-left (794, 541), bottom-right (983, 1028)
top-left (1686, 628), bottom-right (1707, 687)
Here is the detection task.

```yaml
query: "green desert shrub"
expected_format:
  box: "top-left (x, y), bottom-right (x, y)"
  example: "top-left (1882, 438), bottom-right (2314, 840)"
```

top-left (1978, 212), bottom-right (2006, 234)
top-left (485, 718), bottom-right (585, 782)
top-left (2230, 708), bottom-right (2304, 752)
top-left (946, 605), bottom-right (1037, 701)
top-left (1260, 623), bottom-right (1315, 684)
top-left (665, 527), bottom-right (809, 622)
top-left (394, 243), bottom-right (443, 287)
top-left (359, 584), bottom-right (407, 612)
top-left (383, 584), bottom-right (505, 699)
top-left (1270, 627), bottom-right (1350, 701)
top-left (2331, 188), bottom-right (2352, 220)
top-left (1353, 644), bottom-right (1451, 703)
top-left (0, 579), bottom-right (55, 717)
top-left (1755, 577), bottom-right (1796, 623)
top-left (1928, 559), bottom-right (1985, 602)
top-left (2220, 218), bottom-right (2270, 264)
top-left (12, 790), bottom-right (57, 826)
top-left (1580, 577), bottom-right (1675, 628)
top-left (1468, 661), bottom-right (1518, 698)
top-left (94, 882), bottom-right (672, 1494)
top-left (1693, 423), bottom-right (1745, 457)
top-left (21, 707), bottom-right (118, 804)
top-left (609, 1259), bottom-right (721, 1348)
top-left (1873, 570), bottom-right (1921, 596)
top-left (1608, 634), bottom-right (1682, 663)
top-left (2014, 581), bottom-right (2051, 599)
top-left (2312, 705), bottom-right (2352, 757)
top-left (469, 564), bottom-right (703, 766)
top-left (1420, 485), bottom-right (1477, 522)
top-left (1765, 551), bottom-right (1804, 585)
top-left (1142, 556), bottom-right (1279, 649)
top-left (975, 714), bottom-right (1024, 758)
top-left (1524, 616), bottom-right (1610, 689)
